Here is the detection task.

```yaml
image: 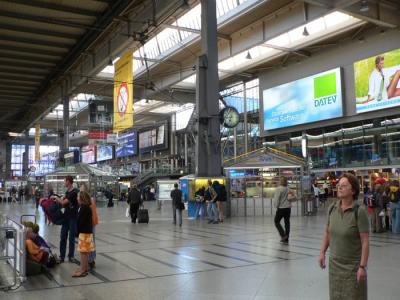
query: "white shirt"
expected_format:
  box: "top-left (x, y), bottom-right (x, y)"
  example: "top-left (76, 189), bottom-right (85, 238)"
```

top-left (313, 185), bottom-right (320, 197)
top-left (368, 66), bottom-right (399, 100)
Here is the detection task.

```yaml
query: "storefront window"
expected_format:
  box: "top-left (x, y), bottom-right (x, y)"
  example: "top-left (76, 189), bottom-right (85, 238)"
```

top-left (342, 123), bottom-right (364, 167)
top-left (323, 125), bottom-right (343, 168)
top-left (386, 120), bottom-right (400, 164)
top-left (363, 119), bottom-right (387, 166)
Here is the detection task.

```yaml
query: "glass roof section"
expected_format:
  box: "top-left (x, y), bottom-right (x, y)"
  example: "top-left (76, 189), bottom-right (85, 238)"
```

top-left (174, 11), bottom-right (363, 88)
top-left (44, 93), bottom-right (93, 120)
top-left (150, 103), bottom-right (194, 114)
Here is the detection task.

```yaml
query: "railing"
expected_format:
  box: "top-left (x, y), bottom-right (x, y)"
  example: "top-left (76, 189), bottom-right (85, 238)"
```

top-left (133, 166), bottom-right (190, 185)
top-left (0, 214), bottom-right (26, 291)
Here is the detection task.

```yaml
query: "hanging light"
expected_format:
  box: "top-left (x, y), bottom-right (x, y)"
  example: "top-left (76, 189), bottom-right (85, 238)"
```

top-left (245, 51), bottom-right (252, 60)
top-left (302, 26), bottom-right (309, 36)
top-left (360, 0), bottom-right (369, 12)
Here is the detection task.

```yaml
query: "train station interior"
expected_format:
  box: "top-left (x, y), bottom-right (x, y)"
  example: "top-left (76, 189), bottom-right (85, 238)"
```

top-left (1, 0), bottom-right (400, 299)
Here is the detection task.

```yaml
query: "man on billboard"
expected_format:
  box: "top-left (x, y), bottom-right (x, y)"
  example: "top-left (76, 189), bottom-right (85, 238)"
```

top-left (366, 56), bottom-right (400, 102)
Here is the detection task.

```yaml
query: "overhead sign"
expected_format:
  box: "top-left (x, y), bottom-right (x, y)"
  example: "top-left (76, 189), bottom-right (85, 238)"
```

top-left (107, 133), bottom-right (118, 144)
top-left (113, 50), bottom-right (133, 132)
top-left (88, 130), bottom-right (112, 145)
top-left (354, 48), bottom-right (400, 113)
top-left (116, 130), bottom-right (137, 158)
top-left (35, 124), bottom-right (40, 161)
top-left (262, 68), bottom-right (343, 131)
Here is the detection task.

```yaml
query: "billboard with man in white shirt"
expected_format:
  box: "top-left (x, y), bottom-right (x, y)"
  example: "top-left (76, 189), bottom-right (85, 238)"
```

top-left (355, 48), bottom-right (400, 113)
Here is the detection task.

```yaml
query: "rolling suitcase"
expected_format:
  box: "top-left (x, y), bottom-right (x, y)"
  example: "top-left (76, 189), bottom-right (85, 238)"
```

top-left (138, 206), bottom-right (149, 224)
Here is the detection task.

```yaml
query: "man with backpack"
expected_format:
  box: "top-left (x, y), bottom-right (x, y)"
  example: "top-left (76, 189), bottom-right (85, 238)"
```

top-left (170, 183), bottom-right (184, 226)
top-left (128, 185), bottom-right (142, 223)
top-left (54, 176), bottom-right (79, 263)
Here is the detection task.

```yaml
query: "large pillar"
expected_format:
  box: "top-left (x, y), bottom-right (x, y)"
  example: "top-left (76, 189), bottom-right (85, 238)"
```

top-left (23, 130), bottom-right (29, 176)
top-left (5, 142), bottom-right (11, 178)
top-left (243, 82), bottom-right (248, 153)
top-left (184, 133), bottom-right (188, 167)
top-left (195, 0), bottom-right (221, 177)
top-left (62, 82), bottom-right (70, 152)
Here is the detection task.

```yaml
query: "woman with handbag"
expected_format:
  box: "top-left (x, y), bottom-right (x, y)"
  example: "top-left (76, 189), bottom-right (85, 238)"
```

top-left (273, 177), bottom-right (294, 243)
top-left (319, 173), bottom-right (369, 300)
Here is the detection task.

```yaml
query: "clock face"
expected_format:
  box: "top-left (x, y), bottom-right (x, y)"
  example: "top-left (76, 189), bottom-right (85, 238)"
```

top-left (221, 106), bottom-right (240, 128)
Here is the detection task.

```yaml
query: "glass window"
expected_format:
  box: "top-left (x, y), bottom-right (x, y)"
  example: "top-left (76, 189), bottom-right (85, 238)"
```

top-left (386, 120), bottom-right (400, 164)
top-left (363, 119), bottom-right (387, 166)
top-left (342, 122), bottom-right (364, 167)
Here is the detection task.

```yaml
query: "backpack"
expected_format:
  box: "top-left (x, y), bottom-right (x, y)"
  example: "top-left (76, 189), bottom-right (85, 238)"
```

top-left (389, 190), bottom-right (399, 203)
top-left (214, 184), bottom-right (227, 202)
top-left (204, 190), bottom-right (212, 201)
top-left (329, 203), bottom-right (359, 223)
top-left (48, 201), bottom-right (65, 225)
top-left (367, 193), bottom-right (378, 208)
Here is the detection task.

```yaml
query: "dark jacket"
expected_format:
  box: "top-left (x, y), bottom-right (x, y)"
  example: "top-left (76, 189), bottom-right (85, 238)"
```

top-left (170, 188), bottom-right (183, 207)
top-left (128, 188), bottom-right (142, 205)
top-left (77, 205), bottom-right (93, 235)
top-left (64, 188), bottom-right (79, 219)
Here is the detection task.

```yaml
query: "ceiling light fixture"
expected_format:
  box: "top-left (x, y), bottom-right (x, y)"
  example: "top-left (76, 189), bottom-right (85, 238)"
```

top-left (245, 51), bottom-right (252, 60)
top-left (360, 0), bottom-right (369, 12)
top-left (302, 26), bottom-right (309, 36)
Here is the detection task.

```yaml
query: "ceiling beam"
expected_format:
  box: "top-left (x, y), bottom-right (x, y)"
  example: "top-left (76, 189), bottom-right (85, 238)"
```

top-left (0, 90), bottom-right (33, 96)
top-left (0, 52), bottom-right (59, 64)
top-left (0, 44), bottom-right (66, 57)
top-left (161, 23), bottom-right (232, 41)
top-left (0, 78), bottom-right (40, 86)
top-left (0, 23), bottom-right (80, 40)
top-left (0, 34), bottom-right (72, 49)
top-left (0, 83), bottom-right (37, 90)
top-left (0, 59), bottom-right (55, 69)
top-left (2, 0), bottom-right (100, 17)
top-left (0, 10), bottom-right (89, 30)
top-left (0, 74), bottom-right (42, 83)
top-left (0, 67), bottom-right (47, 77)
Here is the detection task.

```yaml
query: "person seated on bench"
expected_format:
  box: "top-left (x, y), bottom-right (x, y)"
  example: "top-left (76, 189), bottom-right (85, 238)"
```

top-left (26, 228), bottom-right (49, 265)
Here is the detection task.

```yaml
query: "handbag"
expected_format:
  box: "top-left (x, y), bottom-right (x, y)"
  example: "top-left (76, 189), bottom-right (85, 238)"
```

top-left (125, 207), bottom-right (130, 218)
top-left (179, 202), bottom-right (185, 210)
top-left (287, 190), bottom-right (297, 203)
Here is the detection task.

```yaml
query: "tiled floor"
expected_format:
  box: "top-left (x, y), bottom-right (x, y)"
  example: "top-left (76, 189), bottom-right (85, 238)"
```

top-left (1, 200), bottom-right (400, 299)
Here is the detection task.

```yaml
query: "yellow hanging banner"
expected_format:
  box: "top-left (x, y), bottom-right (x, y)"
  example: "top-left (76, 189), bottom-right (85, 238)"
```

top-left (113, 49), bottom-right (133, 133)
top-left (35, 124), bottom-right (40, 161)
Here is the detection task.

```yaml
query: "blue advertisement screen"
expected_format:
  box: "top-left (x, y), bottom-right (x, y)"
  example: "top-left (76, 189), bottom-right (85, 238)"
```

top-left (96, 145), bottom-right (113, 162)
top-left (116, 130), bottom-right (137, 158)
top-left (263, 68), bottom-right (343, 131)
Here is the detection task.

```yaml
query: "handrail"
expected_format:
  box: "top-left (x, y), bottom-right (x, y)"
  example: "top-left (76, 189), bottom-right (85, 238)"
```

top-left (265, 147), bottom-right (304, 162)
top-left (223, 147), bottom-right (265, 164)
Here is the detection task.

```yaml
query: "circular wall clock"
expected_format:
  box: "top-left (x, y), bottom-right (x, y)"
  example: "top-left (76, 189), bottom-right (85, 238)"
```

top-left (220, 106), bottom-right (240, 128)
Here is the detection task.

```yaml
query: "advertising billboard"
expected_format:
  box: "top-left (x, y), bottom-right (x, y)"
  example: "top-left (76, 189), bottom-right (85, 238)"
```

top-left (139, 124), bottom-right (168, 153)
top-left (262, 68), bottom-right (343, 131)
top-left (96, 145), bottom-right (113, 162)
top-left (354, 48), bottom-right (400, 113)
top-left (82, 145), bottom-right (96, 164)
top-left (116, 130), bottom-right (137, 158)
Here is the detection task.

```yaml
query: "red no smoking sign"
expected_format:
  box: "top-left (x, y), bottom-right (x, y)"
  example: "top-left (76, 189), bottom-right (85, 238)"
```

top-left (117, 82), bottom-right (129, 117)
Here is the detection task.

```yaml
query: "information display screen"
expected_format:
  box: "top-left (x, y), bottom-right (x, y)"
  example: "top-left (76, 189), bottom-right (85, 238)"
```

top-left (116, 130), bottom-right (138, 158)
top-left (139, 124), bottom-right (167, 153)
top-left (96, 145), bottom-right (113, 162)
top-left (262, 68), bottom-right (343, 131)
top-left (354, 48), bottom-right (400, 113)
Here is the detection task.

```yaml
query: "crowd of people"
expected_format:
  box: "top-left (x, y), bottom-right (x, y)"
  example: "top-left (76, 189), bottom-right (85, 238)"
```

top-left (24, 176), bottom-right (99, 278)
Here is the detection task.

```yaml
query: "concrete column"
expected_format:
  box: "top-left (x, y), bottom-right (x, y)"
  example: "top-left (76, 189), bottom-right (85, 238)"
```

top-left (184, 133), bottom-right (188, 167)
top-left (170, 114), bottom-right (175, 172)
top-left (243, 83), bottom-right (248, 153)
top-left (62, 82), bottom-right (70, 152)
top-left (23, 130), bottom-right (29, 176)
top-left (195, 0), bottom-right (221, 177)
top-left (233, 127), bottom-right (237, 161)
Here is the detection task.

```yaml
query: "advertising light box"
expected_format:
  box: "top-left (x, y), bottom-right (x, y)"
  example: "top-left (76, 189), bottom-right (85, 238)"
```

top-left (96, 145), bottom-right (113, 162)
top-left (354, 48), bottom-right (400, 113)
top-left (262, 68), bottom-right (343, 131)
top-left (116, 130), bottom-right (137, 158)
top-left (82, 145), bottom-right (95, 164)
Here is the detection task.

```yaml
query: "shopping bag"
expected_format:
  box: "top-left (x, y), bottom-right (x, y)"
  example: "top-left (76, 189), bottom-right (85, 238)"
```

top-left (125, 207), bottom-right (130, 218)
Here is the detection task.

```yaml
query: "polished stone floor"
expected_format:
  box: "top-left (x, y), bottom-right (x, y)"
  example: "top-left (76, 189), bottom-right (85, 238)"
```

top-left (1, 199), bottom-right (400, 299)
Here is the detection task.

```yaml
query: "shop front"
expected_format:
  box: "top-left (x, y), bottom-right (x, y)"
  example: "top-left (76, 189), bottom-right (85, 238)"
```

top-left (224, 148), bottom-right (305, 217)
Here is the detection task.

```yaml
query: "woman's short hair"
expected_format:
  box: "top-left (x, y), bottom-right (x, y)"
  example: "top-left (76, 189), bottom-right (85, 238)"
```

top-left (78, 191), bottom-right (91, 206)
top-left (339, 173), bottom-right (360, 200)
top-left (279, 176), bottom-right (288, 187)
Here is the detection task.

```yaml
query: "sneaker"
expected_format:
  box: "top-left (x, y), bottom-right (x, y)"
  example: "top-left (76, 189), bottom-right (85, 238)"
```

top-left (89, 261), bottom-right (96, 269)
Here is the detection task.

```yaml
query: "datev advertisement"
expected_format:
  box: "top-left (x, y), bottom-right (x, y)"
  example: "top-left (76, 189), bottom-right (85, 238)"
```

top-left (354, 48), bottom-right (400, 113)
top-left (263, 68), bottom-right (343, 131)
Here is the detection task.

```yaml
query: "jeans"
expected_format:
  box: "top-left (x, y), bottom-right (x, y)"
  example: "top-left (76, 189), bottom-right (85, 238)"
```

top-left (371, 207), bottom-right (383, 233)
top-left (60, 218), bottom-right (77, 259)
top-left (274, 208), bottom-right (291, 238)
top-left (207, 201), bottom-right (218, 223)
top-left (390, 202), bottom-right (400, 233)
top-left (173, 204), bottom-right (182, 226)
top-left (195, 202), bottom-right (206, 219)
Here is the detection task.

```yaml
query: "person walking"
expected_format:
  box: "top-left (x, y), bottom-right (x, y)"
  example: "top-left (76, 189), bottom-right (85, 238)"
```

top-left (273, 177), bottom-right (292, 243)
top-left (128, 185), bottom-right (142, 224)
top-left (319, 173), bottom-right (369, 300)
top-left (206, 180), bottom-right (219, 224)
top-left (388, 180), bottom-right (400, 233)
top-left (370, 183), bottom-right (384, 233)
top-left (80, 183), bottom-right (99, 269)
top-left (194, 187), bottom-right (206, 220)
top-left (73, 191), bottom-right (94, 278)
top-left (213, 181), bottom-right (227, 223)
top-left (54, 176), bottom-right (79, 263)
top-left (170, 183), bottom-right (183, 226)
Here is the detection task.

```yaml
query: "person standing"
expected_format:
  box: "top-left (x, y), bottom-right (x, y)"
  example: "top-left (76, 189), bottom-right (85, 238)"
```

top-left (73, 191), bottom-right (94, 278)
top-left (319, 173), bottom-right (369, 300)
top-left (388, 180), bottom-right (400, 233)
top-left (128, 185), bottom-right (142, 224)
top-left (194, 187), bottom-right (206, 220)
top-left (80, 183), bottom-right (99, 269)
top-left (206, 180), bottom-right (219, 224)
top-left (370, 183), bottom-right (384, 233)
top-left (54, 176), bottom-right (79, 263)
top-left (273, 177), bottom-right (292, 243)
top-left (170, 183), bottom-right (183, 226)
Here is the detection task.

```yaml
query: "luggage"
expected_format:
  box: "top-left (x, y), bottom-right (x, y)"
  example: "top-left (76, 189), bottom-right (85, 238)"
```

top-left (138, 207), bottom-right (149, 224)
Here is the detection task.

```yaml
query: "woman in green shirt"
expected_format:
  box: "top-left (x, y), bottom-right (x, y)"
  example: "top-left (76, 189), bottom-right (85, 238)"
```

top-left (319, 173), bottom-right (369, 300)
